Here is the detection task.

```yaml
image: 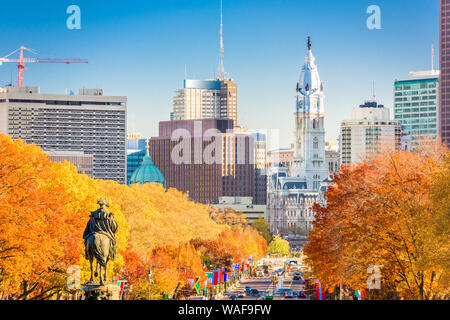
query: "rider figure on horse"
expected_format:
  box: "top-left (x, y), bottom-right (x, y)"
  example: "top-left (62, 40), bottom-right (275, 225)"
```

top-left (83, 199), bottom-right (118, 283)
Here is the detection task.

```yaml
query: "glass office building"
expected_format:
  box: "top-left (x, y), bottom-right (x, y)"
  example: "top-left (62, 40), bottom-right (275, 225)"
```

top-left (127, 149), bottom-right (146, 185)
top-left (394, 70), bottom-right (439, 146)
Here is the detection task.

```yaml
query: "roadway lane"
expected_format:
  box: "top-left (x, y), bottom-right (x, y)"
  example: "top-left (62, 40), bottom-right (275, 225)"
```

top-left (221, 272), bottom-right (309, 300)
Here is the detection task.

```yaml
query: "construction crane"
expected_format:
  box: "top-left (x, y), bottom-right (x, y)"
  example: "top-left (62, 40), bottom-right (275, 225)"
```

top-left (0, 46), bottom-right (88, 87)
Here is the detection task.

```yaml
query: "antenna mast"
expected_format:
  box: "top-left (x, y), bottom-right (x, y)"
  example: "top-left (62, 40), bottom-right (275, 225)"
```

top-left (218, 0), bottom-right (225, 80)
top-left (431, 44), bottom-right (434, 72)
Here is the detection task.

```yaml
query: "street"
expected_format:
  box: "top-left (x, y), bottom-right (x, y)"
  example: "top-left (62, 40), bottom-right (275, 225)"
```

top-left (220, 272), bottom-right (309, 300)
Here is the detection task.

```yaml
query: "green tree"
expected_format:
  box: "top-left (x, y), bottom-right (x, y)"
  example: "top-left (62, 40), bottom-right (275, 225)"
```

top-left (252, 215), bottom-right (272, 243)
top-left (268, 236), bottom-right (290, 256)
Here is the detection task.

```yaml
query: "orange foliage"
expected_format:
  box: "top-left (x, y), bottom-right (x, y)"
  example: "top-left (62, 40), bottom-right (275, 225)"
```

top-left (305, 145), bottom-right (449, 300)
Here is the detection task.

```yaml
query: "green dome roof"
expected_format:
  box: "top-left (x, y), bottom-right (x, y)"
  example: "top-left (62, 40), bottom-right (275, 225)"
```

top-left (129, 148), bottom-right (166, 187)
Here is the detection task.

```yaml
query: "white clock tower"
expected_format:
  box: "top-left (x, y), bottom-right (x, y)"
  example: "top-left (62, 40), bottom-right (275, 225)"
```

top-left (291, 37), bottom-right (328, 190)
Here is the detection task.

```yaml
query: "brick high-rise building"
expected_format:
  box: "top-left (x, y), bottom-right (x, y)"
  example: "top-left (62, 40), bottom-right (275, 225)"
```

top-left (148, 118), bottom-right (255, 204)
top-left (440, 0), bottom-right (450, 146)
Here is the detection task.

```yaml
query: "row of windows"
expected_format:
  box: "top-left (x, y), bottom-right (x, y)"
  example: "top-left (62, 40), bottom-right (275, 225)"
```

top-left (395, 83), bottom-right (436, 91)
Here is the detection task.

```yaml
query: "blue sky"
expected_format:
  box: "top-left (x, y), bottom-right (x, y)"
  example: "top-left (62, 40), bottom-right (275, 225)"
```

top-left (0, 0), bottom-right (439, 146)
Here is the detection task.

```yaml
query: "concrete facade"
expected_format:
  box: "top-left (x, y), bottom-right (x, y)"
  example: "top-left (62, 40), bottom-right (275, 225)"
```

top-left (0, 86), bottom-right (127, 183)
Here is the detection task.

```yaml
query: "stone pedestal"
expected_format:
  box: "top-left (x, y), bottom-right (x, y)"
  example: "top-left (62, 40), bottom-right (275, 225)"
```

top-left (82, 281), bottom-right (121, 300)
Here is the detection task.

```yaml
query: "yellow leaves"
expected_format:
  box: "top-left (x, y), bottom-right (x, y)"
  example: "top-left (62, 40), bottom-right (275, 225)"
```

top-left (1, 134), bottom-right (269, 299)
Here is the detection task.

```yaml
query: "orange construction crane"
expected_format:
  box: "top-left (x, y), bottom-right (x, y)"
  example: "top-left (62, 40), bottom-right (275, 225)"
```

top-left (0, 46), bottom-right (88, 87)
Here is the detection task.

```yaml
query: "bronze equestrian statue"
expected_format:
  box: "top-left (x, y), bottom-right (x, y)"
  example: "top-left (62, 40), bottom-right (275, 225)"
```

top-left (83, 199), bottom-right (118, 285)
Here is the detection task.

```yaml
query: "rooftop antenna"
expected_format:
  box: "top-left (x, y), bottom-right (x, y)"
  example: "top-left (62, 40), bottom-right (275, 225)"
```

top-left (431, 44), bottom-right (435, 72)
top-left (217, 0), bottom-right (225, 80)
top-left (372, 80), bottom-right (377, 102)
top-left (184, 64), bottom-right (187, 80)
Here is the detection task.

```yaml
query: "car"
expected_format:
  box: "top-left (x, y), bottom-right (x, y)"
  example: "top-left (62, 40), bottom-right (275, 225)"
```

top-left (237, 292), bottom-right (245, 298)
top-left (188, 296), bottom-right (206, 300)
top-left (245, 286), bottom-right (252, 292)
top-left (229, 295), bottom-right (238, 300)
top-left (274, 288), bottom-right (293, 296)
top-left (298, 291), bottom-right (306, 298)
top-left (249, 289), bottom-right (259, 296)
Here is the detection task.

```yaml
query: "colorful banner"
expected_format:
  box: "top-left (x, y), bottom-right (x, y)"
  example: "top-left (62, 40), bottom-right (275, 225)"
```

top-left (213, 270), bottom-right (219, 286)
top-left (193, 277), bottom-right (200, 294)
top-left (117, 280), bottom-right (127, 299)
top-left (223, 272), bottom-right (228, 283)
top-left (206, 272), bottom-right (213, 288)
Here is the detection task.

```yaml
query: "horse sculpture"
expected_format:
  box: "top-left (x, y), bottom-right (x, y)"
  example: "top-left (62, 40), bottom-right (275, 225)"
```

top-left (83, 200), bottom-right (118, 285)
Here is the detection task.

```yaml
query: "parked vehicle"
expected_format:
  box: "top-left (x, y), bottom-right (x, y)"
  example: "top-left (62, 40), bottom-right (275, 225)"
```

top-left (293, 274), bottom-right (303, 281)
top-left (188, 296), bottom-right (206, 300)
top-left (249, 289), bottom-right (260, 296)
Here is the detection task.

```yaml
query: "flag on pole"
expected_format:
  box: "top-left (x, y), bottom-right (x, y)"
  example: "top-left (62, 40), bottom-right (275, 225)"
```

top-left (193, 277), bottom-right (200, 294)
top-left (223, 272), bottom-right (228, 283)
top-left (117, 280), bottom-right (127, 299)
top-left (206, 272), bottom-right (213, 288)
top-left (213, 270), bottom-right (219, 286)
top-left (187, 279), bottom-right (194, 289)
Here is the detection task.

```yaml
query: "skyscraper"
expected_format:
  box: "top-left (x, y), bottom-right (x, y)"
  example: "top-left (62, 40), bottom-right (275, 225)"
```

top-left (394, 70), bottom-right (439, 146)
top-left (0, 86), bottom-right (127, 183)
top-left (148, 119), bottom-right (255, 204)
top-left (171, 0), bottom-right (238, 126)
top-left (440, 0), bottom-right (450, 146)
top-left (340, 101), bottom-right (401, 167)
top-left (172, 78), bottom-right (238, 126)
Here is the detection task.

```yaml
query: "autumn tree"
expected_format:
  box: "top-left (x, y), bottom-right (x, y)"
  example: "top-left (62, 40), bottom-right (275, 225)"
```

top-left (252, 215), bottom-right (272, 243)
top-left (305, 144), bottom-right (450, 300)
top-left (268, 236), bottom-right (290, 256)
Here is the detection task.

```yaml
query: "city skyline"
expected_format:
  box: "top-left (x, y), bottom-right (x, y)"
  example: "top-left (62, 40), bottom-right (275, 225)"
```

top-left (0, 0), bottom-right (439, 145)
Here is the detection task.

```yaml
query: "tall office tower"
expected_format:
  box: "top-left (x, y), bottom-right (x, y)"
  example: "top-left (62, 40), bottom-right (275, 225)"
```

top-left (252, 132), bottom-right (267, 205)
top-left (172, 79), bottom-right (238, 126)
top-left (0, 86), bottom-right (127, 183)
top-left (173, 80), bottom-right (221, 120)
top-left (340, 101), bottom-right (401, 167)
top-left (219, 78), bottom-right (238, 125)
top-left (325, 142), bottom-right (340, 177)
top-left (440, 0), bottom-right (450, 146)
top-left (394, 70), bottom-right (439, 147)
top-left (234, 129), bottom-right (267, 205)
top-left (148, 118), bottom-right (255, 204)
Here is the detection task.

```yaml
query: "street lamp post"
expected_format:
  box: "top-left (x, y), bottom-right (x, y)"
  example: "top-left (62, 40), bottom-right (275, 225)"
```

top-left (148, 267), bottom-right (152, 300)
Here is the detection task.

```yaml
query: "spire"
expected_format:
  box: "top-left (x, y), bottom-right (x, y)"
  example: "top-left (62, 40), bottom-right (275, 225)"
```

top-left (307, 36), bottom-right (311, 51)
